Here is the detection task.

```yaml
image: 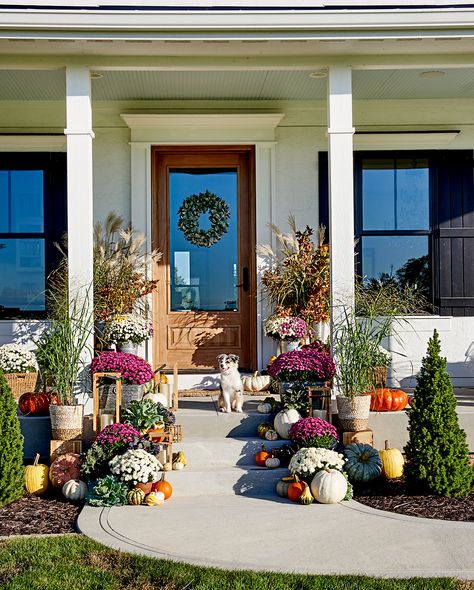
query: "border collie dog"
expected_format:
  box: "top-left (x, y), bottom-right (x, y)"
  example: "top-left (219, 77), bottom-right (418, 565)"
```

top-left (217, 353), bottom-right (243, 413)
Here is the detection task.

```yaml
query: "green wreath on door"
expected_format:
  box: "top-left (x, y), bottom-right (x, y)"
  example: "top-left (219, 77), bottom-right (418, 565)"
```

top-left (177, 189), bottom-right (230, 248)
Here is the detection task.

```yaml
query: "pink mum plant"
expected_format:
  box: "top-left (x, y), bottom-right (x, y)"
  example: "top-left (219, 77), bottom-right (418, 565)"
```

top-left (91, 351), bottom-right (154, 385)
top-left (289, 416), bottom-right (339, 450)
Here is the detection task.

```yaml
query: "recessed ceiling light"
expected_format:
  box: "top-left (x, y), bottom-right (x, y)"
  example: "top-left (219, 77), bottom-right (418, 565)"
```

top-left (309, 70), bottom-right (328, 79)
top-left (419, 70), bottom-right (446, 79)
top-left (90, 71), bottom-right (103, 80)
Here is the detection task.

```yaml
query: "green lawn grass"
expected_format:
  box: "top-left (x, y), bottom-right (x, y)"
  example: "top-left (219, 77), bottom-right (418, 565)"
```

top-left (0, 535), bottom-right (469, 590)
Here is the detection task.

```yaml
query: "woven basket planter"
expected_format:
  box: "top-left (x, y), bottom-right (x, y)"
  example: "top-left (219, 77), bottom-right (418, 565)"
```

top-left (49, 404), bottom-right (84, 441)
top-left (4, 372), bottom-right (38, 400)
top-left (336, 394), bottom-right (371, 432)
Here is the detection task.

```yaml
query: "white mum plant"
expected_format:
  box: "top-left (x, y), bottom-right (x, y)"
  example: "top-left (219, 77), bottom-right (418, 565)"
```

top-left (0, 343), bottom-right (38, 374)
top-left (109, 449), bottom-right (161, 485)
top-left (289, 447), bottom-right (346, 479)
top-left (103, 314), bottom-right (153, 345)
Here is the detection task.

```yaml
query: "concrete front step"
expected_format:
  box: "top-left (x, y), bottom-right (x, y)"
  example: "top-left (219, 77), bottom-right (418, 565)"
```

top-left (164, 465), bottom-right (290, 497)
top-left (175, 437), bottom-right (291, 467)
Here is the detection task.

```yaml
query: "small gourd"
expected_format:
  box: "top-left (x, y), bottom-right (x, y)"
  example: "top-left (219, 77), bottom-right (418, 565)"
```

top-left (274, 409), bottom-right (301, 440)
top-left (242, 372), bottom-right (271, 392)
top-left (264, 429), bottom-right (278, 441)
top-left (310, 468), bottom-right (347, 504)
top-left (62, 479), bottom-right (88, 502)
top-left (173, 461), bottom-right (184, 470)
top-left (24, 453), bottom-right (49, 495)
top-left (379, 440), bottom-right (405, 479)
top-left (257, 422), bottom-right (273, 439)
top-left (265, 456), bottom-right (281, 469)
top-left (275, 476), bottom-right (295, 498)
top-left (127, 488), bottom-right (145, 505)
top-left (162, 462), bottom-right (173, 472)
top-left (144, 491), bottom-right (165, 506)
top-left (257, 402), bottom-right (273, 414)
top-left (299, 482), bottom-right (314, 505)
top-left (255, 444), bottom-right (272, 467)
top-left (344, 443), bottom-right (382, 483)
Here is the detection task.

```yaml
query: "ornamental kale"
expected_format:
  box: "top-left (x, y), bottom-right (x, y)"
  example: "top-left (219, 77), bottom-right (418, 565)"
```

top-left (122, 398), bottom-right (164, 432)
top-left (289, 417), bottom-right (339, 450)
top-left (268, 348), bottom-right (336, 382)
top-left (155, 402), bottom-right (176, 425)
top-left (86, 475), bottom-right (128, 507)
top-left (80, 441), bottom-right (124, 481)
top-left (91, 351), bottom-right (154, 385)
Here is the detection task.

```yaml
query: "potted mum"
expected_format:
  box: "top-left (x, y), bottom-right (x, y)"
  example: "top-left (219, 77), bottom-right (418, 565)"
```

top-left (0, 343), bottom-right (38, 399)
top-left (103, 314), bottom-right (153, 355)
top-left (268, 346), bottom-right (336, 414)
top-left (288, 417), bottom-right (339, 450)
top-left (264, 315), bottom-right (308, 353)
top-left (91, 351), bottom-right (154, 410)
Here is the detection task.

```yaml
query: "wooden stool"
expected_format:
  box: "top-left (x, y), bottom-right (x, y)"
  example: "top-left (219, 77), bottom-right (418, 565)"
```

top-left (92, 372), bottom-right (122, 437)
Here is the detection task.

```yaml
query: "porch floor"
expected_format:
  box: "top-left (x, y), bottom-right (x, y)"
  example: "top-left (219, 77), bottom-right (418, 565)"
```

top-left (78, 395), bottom-right (474, 578)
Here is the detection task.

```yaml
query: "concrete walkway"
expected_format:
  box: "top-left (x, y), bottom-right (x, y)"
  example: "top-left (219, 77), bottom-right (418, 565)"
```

top-left (78, 396), bottom-right (474, 579)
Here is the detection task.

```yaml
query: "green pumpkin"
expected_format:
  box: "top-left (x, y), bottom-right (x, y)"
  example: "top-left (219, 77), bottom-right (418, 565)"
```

top-left (127, 488), bottom-right (145, 505)
top-left (343, 443), bottom-right (382, 482)
top-left (257, 422), bottom-right (273, 438)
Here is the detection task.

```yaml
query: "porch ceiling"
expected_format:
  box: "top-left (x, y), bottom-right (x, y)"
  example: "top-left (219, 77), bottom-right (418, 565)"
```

top-left (2, 67), bottom-right (474, 101)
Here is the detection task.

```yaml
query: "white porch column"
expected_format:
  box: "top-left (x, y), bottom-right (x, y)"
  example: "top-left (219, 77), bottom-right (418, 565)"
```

top-left (65, 66), bottom-right (95, 370)
top-left (327, 66), bottom-right (355, 330)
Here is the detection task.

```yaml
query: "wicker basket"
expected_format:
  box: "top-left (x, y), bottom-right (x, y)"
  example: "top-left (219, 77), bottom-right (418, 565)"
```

top-left (336, 394), bottom-right (371, 432)
top-left (4, 372), bottom-right (38, 399)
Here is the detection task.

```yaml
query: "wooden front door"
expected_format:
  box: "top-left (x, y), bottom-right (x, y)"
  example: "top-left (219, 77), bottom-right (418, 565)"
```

top-left (152, 146), bottom-right (256, 371)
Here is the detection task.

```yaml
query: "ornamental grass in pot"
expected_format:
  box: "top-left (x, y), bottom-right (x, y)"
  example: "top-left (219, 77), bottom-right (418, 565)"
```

top-left (333, 306), bottom-right (393, 432)
top-left (35, 290), bottom-right (93, 441)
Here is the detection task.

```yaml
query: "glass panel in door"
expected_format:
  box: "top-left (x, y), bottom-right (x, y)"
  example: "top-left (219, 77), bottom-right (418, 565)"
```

top-left (169, 168), bottom-right (238, 312)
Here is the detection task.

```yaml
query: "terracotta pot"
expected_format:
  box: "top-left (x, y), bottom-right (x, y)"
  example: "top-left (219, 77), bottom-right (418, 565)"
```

top-left (135, 482), bottom-right (153, 494)
top-left (336, 394), bottom-right (371, 432)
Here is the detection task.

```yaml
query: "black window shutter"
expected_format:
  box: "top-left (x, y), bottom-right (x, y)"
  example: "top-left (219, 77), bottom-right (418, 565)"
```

top-left (318, 151), bottom-right (329, 240)
top-left (435, 150), bottom-right (474, 316)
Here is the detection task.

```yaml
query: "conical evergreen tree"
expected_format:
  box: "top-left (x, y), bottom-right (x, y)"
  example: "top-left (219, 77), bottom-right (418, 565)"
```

top-left (405, 330), bottom-right (473, 499)
top-left (0, 370), bottom-right (24, 507)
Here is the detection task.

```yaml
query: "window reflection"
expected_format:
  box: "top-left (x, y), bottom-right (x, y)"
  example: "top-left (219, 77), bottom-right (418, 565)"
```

top-left (169, 169), bottom-right (238, 312)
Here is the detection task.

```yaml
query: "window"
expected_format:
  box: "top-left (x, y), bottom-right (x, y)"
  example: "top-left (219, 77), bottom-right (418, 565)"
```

top-left (355, 155), bottom-right (432, 299)
top-left (0, 153), bottom-right (66, 318)
top-left (319, 150), bottom-right (474, 316)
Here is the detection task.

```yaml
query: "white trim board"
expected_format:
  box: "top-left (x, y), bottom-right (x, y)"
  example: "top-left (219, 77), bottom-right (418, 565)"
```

top-left (123, 112), bottom-right (281, 370)
top-left (0, 135), bottom-right (66, 151)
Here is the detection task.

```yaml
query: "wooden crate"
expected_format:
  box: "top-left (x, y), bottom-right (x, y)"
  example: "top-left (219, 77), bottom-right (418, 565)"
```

top-left (342, 429), bottom-right (374, 446)
top-left (148, 424), bottom-right (183, 464)
top-left (50, 439), bottom-right (83, 462)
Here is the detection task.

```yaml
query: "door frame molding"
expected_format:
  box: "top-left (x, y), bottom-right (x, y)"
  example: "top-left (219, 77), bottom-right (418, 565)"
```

top-left (123, 112), bottom-right (283, 370)
top-left (151, 145), bottom-right (257, 371)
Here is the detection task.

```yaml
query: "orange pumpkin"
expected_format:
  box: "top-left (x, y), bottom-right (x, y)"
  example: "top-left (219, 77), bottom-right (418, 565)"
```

top-left (287, 479), bottom-right (306, 502)
top-left (152, 473), bottom-right (173, 500)
top-left (255, 444), bottom-right (272, 467)
top-left (18, 392), bottom-right (51, 416)
top-left (370, 388), bottom-right (408, 412)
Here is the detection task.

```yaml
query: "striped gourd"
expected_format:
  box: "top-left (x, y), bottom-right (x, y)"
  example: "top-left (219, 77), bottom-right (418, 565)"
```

top-left (127, 488), bottom-right (145, 505)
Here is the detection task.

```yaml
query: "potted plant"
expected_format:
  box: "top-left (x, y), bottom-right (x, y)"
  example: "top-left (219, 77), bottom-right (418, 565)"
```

top-left (0, 343), bottom-right (38, 400)
top-left (102, 314), bottom-right (153, 355)
top-left (267, 346), bottom-right (336, 414)
top-left (333, 306), bottom-right (393, 432)
top-left (35, 291), bottom-right (93, 441)
top-left (90, 351), bottom-right (154, 411)
top-left (264, 315), bottom-right (308, 353)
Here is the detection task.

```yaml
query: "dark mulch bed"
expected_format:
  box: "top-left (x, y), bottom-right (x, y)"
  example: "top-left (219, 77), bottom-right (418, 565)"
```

top-left (354, 477), bottom-right (474, 522)
top-left (0, 491), bottom-right (82, 537)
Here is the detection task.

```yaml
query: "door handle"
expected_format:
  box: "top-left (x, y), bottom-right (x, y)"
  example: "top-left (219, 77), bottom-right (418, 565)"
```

top-left (236, 267), bottom-right (249, 292)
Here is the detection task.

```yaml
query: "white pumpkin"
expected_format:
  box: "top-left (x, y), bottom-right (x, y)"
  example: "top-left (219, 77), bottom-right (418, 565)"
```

top-left (265, 457), bottom-right (281, 469)
top-left (273, 409), bottom-right (301, 439)
top-left (144, 392), bottom-right (168, 407)
top-left (257, 402), bottom-right (273, 414)
top-left (62, 479), bottom-right (88, 502)
top-left (242, 372), bottom-right (271, 392)
top-left (173, 461), bottom-right (184, 470)
top-left (310, 469), bottom-right (347, 504)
